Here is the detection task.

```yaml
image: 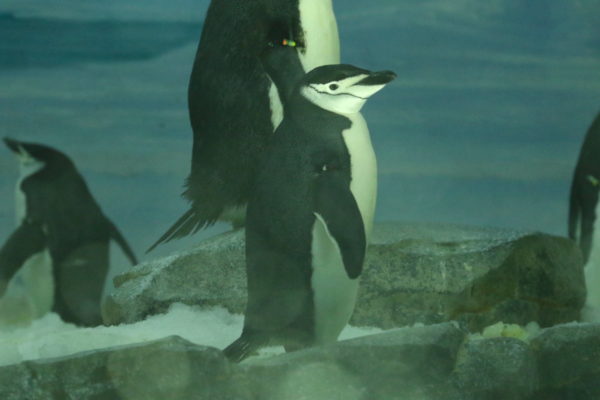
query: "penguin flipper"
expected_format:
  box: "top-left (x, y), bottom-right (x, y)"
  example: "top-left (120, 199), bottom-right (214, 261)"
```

top-left (0, 221), bottom-right (46, 294)
top-left (223, 334), bottom-right (265, 363)
top-left (108, 221), bottom-right (138, 266)
top-left (314, 172), bottom-right (366, 280)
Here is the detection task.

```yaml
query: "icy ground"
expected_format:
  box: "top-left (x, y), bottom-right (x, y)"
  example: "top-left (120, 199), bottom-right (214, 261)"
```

top-left (0, 303), bottom-right (382, 367)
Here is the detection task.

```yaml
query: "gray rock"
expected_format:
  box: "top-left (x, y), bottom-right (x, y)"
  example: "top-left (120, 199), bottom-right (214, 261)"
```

top-left (1, 321), bottom-right (599, 400)
top-left (451, 337), bottom-right (538, 400)
top-left (103, 223), bottom-right (585, 333)
top-left (353, 223), bottom-right (585, 331)
top-left (0, 336), bottom-right (247, 400)
top-left (530, 322), bottom-right (600, 400)
top-left (103, 229), bottom-right (247, 325)
top-left (243, 322), bottom-right (466, 400)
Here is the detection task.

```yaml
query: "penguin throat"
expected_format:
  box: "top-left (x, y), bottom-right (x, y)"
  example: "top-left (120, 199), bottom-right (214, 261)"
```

top-left (300, 86), bottom-right (366, 115)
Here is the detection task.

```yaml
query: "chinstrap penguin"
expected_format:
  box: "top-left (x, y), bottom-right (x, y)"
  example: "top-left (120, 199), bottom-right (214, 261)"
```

top-left (569, 111), bottom-right (600, 321)
top-left (0, 138), bottom-right (138, 326)
top-left (224, 46), bottom-right (395, 362)
top-left (148, 0), bottom-right (341, 251)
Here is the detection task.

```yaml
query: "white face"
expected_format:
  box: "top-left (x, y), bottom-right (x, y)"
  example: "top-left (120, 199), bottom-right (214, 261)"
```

top-left (16, 146), bottom-right (45, 179)
top-left (301, 74), bottom-right (386, 115)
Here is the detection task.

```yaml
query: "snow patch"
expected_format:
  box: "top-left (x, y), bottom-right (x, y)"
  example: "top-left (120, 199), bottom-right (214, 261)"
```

top-left (0, 303), bottom-right (382, 367)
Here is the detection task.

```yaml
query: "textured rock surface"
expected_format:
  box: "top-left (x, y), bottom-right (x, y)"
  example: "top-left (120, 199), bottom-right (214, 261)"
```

top-left (451, 337), bottom-right (538, 400)
top-left (357, 223), bottom-right (586, 331)
top-left (0, 336), bottom-right (245, 400)
top-left (244, 322), bottom-right (466, 400)
top-left (1, 322), bottom-right (599, 400)
top-left (102, 229), bottom-right (247, 325)
top-left (104, 223), bottom-right (585, 332)
top-left (530, 323), bottom-right (600, 400)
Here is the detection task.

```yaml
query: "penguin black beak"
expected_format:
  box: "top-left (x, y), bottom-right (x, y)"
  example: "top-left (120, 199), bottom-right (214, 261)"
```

top-left (3, 137), bottom-right (21, 153)
top-left (359, 70), bottom-right (396, 86)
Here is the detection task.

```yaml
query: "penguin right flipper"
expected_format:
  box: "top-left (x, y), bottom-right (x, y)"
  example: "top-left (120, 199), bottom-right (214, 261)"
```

top-left (314, 171), bottom-right (366, 280)
top-left (108, 221), bottom-right (138, 266)
top-left (0, 221), bottom-right (46, 294)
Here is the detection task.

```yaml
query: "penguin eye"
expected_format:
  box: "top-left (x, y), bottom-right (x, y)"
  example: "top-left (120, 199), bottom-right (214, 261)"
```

top-left (329, 83), bottom-right (339, 91)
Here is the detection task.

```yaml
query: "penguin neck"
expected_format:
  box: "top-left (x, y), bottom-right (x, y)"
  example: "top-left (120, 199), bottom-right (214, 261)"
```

top-left (263, 47), bottom-right (306, 104)
top-left (286, 94), bottom-right (353, 133)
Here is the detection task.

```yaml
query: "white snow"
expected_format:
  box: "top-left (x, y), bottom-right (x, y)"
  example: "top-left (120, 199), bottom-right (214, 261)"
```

top-left (0, 303), bottom-right (382, 367)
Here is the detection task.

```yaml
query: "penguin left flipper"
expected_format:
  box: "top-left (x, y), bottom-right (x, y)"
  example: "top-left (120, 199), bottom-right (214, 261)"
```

top-left (314, 171), bottom-right (366, 280)
top-left (0, 221), bottom-right (46, 295)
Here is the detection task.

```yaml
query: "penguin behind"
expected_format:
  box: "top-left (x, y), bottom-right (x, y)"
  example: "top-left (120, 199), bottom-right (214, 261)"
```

top-left (0, 138), bottom-right (138, 327)
top-left (148, 0), bottom-right (341, 251)
top-left (224, 48), bottom-right (395, 362)
top-left (569, 111), bottom-right (600, 321)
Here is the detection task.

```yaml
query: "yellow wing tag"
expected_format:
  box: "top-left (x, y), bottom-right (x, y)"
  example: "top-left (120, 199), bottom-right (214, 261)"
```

top-left (587, 175), bottom-right (599, 186)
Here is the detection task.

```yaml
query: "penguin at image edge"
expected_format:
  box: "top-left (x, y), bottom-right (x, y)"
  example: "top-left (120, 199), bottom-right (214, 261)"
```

top-left (569, 111), bottom-right (600, 321)
top-left (224, 42), bottom-right (396, 362)
top-left (0, 138), bottom-right (138, 326)
top-left (148, 0), bottom-right (341, 251)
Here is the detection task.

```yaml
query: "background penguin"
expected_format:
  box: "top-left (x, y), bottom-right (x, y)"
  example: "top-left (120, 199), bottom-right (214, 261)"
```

top-left (569, 111), bottom-right (600, 321)
top-left (148, 0), bottom-right (341, 251)
top-left (224, 47), bottom-right (395, 362)
top-left (0, 138), bottom-right (138, 326)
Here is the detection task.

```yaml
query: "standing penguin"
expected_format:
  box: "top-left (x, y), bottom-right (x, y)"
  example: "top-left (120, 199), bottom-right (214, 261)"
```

top-left (569, 111), bottom-right (600, 321)
top-left (148, 0), bottom-right (341, 250)
top-left (0, 138), bottom-right (138, 326)
top-left (224, 46), bottom-right (395, 361)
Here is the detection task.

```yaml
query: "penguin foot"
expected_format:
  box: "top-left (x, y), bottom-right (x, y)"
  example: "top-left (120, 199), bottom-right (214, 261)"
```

top-left (223, 334), bottom-right (264, 363)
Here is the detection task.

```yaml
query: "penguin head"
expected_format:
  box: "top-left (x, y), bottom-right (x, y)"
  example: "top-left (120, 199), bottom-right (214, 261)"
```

top-left (4, 137), bottom-right (73, 176)
top-left (300, 65), bottom-right (396, 114)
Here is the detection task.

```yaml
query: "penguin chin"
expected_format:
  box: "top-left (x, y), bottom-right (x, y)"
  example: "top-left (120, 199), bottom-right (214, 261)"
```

top-left (18, 155), bottom-right (45, 177)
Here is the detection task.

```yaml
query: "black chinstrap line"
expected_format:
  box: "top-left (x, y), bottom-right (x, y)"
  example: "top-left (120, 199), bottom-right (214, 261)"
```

top-left (309, 85), bottom-right (367, 100)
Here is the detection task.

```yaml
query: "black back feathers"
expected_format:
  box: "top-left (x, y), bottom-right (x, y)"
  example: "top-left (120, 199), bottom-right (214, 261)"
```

top-left (569, 112), bottom-right (600, 263)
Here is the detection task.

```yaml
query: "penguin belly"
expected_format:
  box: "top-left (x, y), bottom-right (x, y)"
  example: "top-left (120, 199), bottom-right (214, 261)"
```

top-left (15, 177), bottom-right (26, 225)
top-left (0, 249), bottom-right (54, 325)
top-left (583, 201), bottom-right (600, 321)
top-left (19, 249), bottom-right (54, 318)
top-left (298, 0), bottom-right (340, 71)
top-left (342, 113), bottom-right (378, 240)
top-left (311, 214), bottom-right (359, 344)
top-left (267, 1), bottom-right (340, 131)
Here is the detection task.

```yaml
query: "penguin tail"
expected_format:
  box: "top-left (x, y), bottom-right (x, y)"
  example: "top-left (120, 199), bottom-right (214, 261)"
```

top-left (146, 208), bottom-right (214, 253)
top-left (223, 334), bottom-right (265, 363)
top-left (109, 222), bottom-right (139, 266)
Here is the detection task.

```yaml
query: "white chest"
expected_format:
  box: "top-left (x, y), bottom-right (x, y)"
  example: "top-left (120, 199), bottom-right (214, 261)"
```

top-left (584, 199), bottom-right (600, 319)
top-left (0, 249), bottom-right (54, 324)
top-left (298, 0), bottom-right (340, 71)
top-left (268, 79), bottom-right (285, 130)
top-left (268, 0), bottom-right (340, 131)
top-left (15, 178), bottom-right (26, 226)
top-left (342, 113), bottom-right (377, 240)
top-left (15, 158), bottom-right (45, 225)
top-left (310, 214), bottom-right (359, 344)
